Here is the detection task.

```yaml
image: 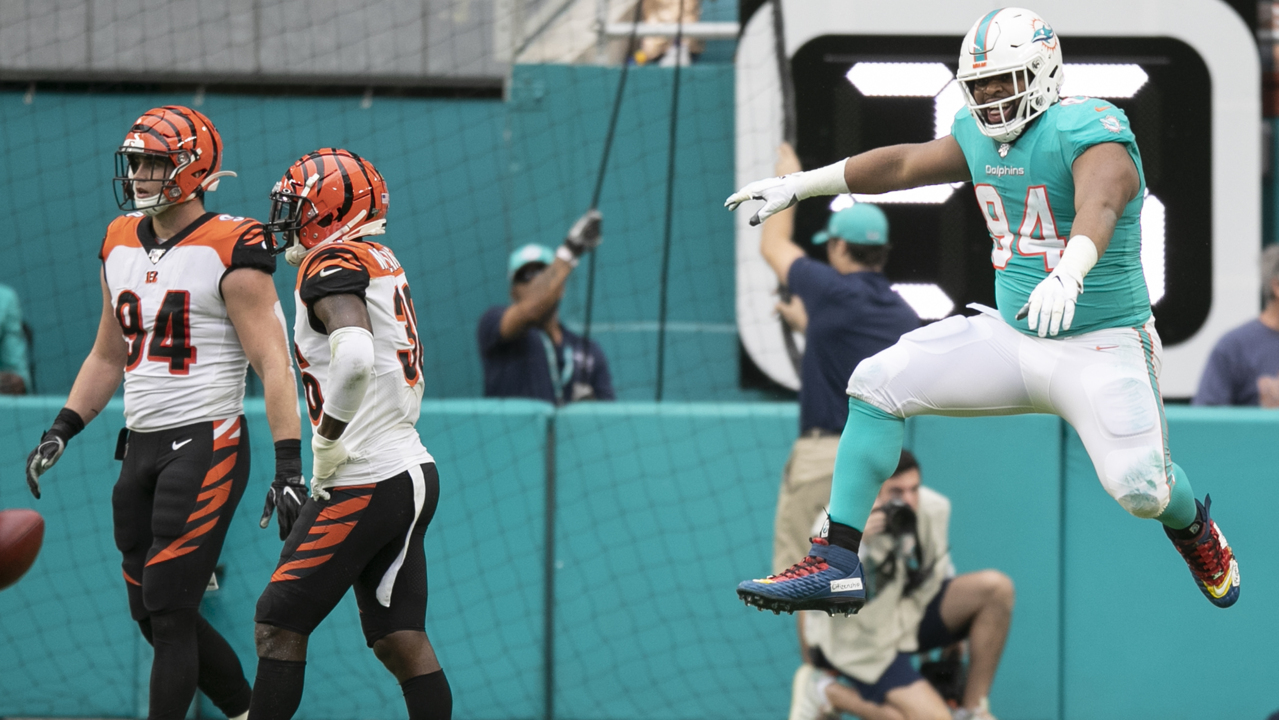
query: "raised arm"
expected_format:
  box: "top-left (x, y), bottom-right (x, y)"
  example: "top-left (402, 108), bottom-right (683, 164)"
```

top-left (727, 136), bottom-right (971, 226)
top-left (498, 257), bottom-right (575, 340)
top-left (498, 210), bottom-right (602, 341)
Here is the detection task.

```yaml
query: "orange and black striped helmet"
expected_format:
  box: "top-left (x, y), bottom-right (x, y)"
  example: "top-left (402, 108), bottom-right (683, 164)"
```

top-left (265, 149), bottom-right (388, 265)
top-left (113, 106), bottom-right (234, 215)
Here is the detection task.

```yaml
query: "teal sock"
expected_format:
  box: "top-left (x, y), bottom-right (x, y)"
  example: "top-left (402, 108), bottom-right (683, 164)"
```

top-left (1155, 463), bottom-right (1197, 530)
top-left (828, 399), bottom-right (905, 529)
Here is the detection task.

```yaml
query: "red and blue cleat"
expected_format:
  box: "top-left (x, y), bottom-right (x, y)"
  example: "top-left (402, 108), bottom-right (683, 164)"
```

top-left (737, 538), bottom-right (866, 616)
top-left (1165, 495), bottom-right (1239, 608)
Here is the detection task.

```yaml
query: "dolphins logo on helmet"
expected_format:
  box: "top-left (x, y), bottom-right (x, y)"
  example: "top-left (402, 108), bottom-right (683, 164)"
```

top-left (1030, 18), bottom-right (1057, 50)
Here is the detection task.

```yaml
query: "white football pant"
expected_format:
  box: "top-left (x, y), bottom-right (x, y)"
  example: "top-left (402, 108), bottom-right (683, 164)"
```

top-left (848, 304), bottom-right (1173, 519)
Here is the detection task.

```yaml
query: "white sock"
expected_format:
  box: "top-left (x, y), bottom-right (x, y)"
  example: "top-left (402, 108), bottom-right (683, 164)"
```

top-left (812, 672), bottom-right (836, 706)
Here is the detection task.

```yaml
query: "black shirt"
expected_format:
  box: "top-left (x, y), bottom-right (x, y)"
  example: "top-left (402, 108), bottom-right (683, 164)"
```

top-left (477, 305), bottom-right (615, 404)
top-left (788, 258), bottom-right (919, 434)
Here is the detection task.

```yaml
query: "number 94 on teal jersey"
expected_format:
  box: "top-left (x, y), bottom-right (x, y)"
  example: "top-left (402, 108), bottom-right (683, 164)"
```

top-left (951, 96), bottom-right (1153, 336)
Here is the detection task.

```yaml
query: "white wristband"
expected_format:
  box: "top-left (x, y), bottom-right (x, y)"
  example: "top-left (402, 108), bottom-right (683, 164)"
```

top-left (555, 244), bottom-right (579, 267)
top-left (322, 326), bottom-right (374, 423)
top-left (795, 160), bottom-right (850, 200)
top-left (1055, 235), bottom-right (1099, 288)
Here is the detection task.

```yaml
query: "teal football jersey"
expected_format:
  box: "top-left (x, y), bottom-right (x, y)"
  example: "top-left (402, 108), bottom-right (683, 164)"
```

top-left (951, 97), bottom-right (1151, 336)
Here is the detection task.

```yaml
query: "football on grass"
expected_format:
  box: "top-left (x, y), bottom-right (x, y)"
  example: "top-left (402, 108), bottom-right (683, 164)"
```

top-left (0, 509), bottom-right (44, 590)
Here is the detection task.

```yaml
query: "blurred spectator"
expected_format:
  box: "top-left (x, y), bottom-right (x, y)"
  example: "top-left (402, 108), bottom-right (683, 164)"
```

top-left (0, 283), bottom-right (30, 395)
top-left (761, 142), bottom-right (918, 580)
top-left (633, 0), bottom-right (703, 65)
top-left (478, 211), bottom-right (614, 404)
top-left (1193, 245), bottom-right (1279, 407)
top-left (790, 451), bottom-right (1013, 720)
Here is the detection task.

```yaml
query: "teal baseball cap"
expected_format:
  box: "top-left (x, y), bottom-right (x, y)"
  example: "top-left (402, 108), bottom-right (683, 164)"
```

top-left (812, 203), bottom-right (889, 246)
top-left (508, 243), bottom-right (556, 281)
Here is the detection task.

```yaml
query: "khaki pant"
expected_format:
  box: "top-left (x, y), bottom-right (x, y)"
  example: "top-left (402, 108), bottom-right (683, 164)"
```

top-left (772, 435), bottom-right (840, 574)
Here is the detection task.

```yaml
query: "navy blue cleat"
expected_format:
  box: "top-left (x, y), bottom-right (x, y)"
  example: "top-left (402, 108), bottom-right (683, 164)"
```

top-left (1165, 496), bottom-right (1240, 608)
top-left (737, 538), bottom-right (865, 616)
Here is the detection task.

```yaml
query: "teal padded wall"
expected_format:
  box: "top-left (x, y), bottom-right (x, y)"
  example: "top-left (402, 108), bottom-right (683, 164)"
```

top-left (908, 415), bottom-right (1062, 720)
top-left (5, 399), bottom-right (1279, 720)
top-left (0, 64), bottom-right (738, 402)
top-left (0, 397), bottom-right (142, 717)
top-left (550, 403), bottom-right (798, 719)
top-left (1061, 407), bottom-right (1279, 720)
top-left (506, 65), bottom-right (738, 401)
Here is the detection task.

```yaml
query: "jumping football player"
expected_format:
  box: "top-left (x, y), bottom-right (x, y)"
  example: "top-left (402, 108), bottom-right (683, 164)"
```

top-left (250, 149), bottom-right (450, 720)
top-left (24, 106), bottom-right (305, 720)
top-left (727, 8), bottom-right (1239, 614)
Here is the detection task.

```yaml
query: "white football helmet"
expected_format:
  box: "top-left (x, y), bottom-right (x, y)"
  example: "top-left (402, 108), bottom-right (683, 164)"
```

top-left (957, 8), bottom-right (1064, 142)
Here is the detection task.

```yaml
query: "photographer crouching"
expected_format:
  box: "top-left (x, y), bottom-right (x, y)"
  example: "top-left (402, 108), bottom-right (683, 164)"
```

top-left (790, 451), bottom-right (1014, 720)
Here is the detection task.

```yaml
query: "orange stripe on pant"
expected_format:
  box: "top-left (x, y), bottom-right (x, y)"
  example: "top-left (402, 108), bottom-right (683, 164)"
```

top-left (316, 491), bottom-right (374, 522)
top-left (297, 520), bottom-right (357, 552)
top-left (212, 417), bottom-right (242, 451)
top-left (271, 554), bottom-right (334, 582)
top-left (146, 516), bottom-right (219, 566)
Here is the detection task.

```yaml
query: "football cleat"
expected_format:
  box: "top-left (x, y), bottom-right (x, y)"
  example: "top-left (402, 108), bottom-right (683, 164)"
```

top-left (1165, 495), bottom-right (1239, 608)
top-left (737, 538), bottom-right (865, 615)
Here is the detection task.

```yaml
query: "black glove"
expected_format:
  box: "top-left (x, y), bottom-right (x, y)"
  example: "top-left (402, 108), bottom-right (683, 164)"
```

top-left (561, 209), bottom-right (603, 258)
top-left (26, 408), bottom-right (85, 499)
top-left (260, 439), bottom-right (306, 540)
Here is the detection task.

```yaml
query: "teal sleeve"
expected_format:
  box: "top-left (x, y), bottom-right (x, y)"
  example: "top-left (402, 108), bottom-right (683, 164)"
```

top-left (0, 286), bottom-right (30, 387)
top-left (1056, 98), bottom-right (1139, 165)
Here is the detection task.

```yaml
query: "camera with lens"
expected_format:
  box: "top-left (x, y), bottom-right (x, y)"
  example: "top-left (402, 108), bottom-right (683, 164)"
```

top-left (880, 499), bottom-right (917, 537)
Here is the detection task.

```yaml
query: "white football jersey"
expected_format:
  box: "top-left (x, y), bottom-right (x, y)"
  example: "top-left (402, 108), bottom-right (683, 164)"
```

top-left (101, 211), bottom-right (275, 432)
top-left (293, 239), bottom-right (432, 486)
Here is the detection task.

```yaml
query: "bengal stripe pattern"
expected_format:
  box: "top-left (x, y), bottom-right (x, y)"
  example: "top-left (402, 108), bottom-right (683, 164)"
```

top-left (270, 484), bottom-right (377, 582)
top-left (273, 148), bottom-right (387, 249)
top-left (146, 418), bottom-right (242, 567)
top-left (305, 247), bottom-right (365, 280)
top-left (124, 105), bottom-right (223, 203)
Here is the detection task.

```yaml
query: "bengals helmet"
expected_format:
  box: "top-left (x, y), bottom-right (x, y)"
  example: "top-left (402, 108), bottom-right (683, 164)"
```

top-left (113, 106), bottom-right (235, 215)
top-left (265, 149), bottom-right (389, 266)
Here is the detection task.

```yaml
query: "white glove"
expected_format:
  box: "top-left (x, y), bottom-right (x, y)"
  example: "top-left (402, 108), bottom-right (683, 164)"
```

top-left (724, 174), bottom-right (803, 226)
top-left (1025, 273), bottom-right (1082, 337)
top-left (310, 433), bottom-right (349, 501)
top-left (1020, 236), bottom-right (1099, 338)
top-left (724, 160), bottom-right (849, 226)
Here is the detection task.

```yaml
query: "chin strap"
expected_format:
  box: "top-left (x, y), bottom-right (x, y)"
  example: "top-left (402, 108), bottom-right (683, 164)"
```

top-left (344, 218), bottom-right (386, 240)
top-left (284, 207), bottom-right (387, 267)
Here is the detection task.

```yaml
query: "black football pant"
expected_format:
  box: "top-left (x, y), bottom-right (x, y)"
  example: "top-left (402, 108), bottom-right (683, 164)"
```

top-left (113, 416), bottom-right (252, 720)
